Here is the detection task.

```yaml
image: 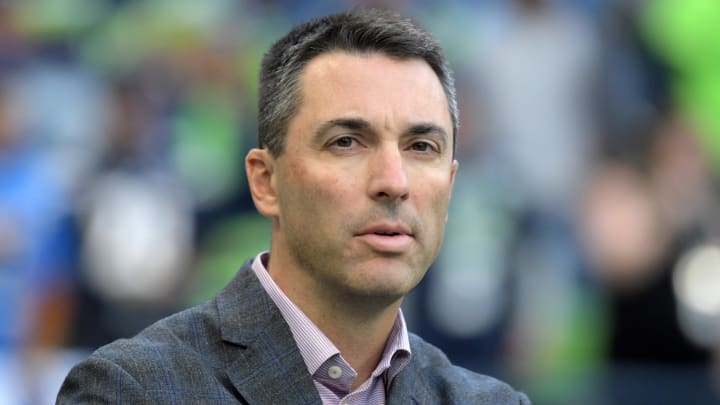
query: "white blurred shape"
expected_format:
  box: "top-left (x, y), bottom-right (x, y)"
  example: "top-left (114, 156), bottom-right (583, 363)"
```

top-left (82, 172), bottom-right (193, 303)
top-left (675, 244), bottom-right (720, 315)
top-left (674, 243), bottom-right (720, 347)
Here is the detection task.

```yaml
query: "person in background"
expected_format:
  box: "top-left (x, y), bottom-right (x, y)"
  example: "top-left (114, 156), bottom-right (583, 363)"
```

top-left (0, 75), bottom-right (76, 403)
top-left (57, 9), bottom-right (530, 404)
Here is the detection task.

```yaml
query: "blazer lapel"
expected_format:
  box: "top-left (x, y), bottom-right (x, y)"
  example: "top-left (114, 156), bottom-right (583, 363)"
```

top-left (387, 350), bottom-right (434, 404)
top-left (216, 263), bottom-right (321, 404)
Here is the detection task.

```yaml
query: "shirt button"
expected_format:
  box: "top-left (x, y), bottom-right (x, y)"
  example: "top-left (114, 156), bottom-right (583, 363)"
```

top-left (328, 365), bottom-right (343, 379)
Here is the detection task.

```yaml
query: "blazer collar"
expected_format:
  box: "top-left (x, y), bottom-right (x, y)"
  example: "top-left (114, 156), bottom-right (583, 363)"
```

top-left (216, 262), bottom-right (322, 404)
top-left (214, 262), bottom-right (431, 404)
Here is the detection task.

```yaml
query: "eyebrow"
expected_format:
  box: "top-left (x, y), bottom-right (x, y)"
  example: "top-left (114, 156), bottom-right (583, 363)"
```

top-left (314, 117), bottom-right (371, 143)
top-left (314, 117), bottom-right (449, 150)
top-left (407, 123), bottom-right (449, 150)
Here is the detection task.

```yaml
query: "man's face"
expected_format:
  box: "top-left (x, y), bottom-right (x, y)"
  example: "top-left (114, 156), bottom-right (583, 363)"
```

top-left (259, 51), bottom-right (456, 303)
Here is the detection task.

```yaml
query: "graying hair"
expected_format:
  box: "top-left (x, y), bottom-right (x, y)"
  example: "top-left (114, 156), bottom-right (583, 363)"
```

top-left (257, 8), bottom-right (458, 157)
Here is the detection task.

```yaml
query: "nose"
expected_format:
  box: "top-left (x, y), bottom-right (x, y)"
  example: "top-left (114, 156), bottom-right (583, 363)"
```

top-left (368, 145), bottom-right (410, 202)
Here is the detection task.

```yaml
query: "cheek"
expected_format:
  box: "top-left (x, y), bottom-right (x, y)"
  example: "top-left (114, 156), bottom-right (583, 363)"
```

top-left (419, 182), bottom-right (453, 238)
top-left (281, 165), bottom-right (354, 221)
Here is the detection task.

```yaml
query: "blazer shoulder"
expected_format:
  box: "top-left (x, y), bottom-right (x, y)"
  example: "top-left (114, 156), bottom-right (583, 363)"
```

top-left (58, 299), bottom-right (234, 404)
top-left (407, 333), bottom-right (531, 404)
top-left (99, 298), bottom-right (225, 373)
top-left (108, 259), bottom-right (257, 365)
top-left (58, 263), bottom-right (278, 404)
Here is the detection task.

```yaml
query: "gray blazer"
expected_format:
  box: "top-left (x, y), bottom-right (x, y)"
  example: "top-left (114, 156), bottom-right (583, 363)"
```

top-left (58, 262), bottom-right (530, 404)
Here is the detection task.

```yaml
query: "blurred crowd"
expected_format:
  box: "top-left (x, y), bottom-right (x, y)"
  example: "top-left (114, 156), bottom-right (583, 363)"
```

top-left (1, 0), bottom-right (719, 404)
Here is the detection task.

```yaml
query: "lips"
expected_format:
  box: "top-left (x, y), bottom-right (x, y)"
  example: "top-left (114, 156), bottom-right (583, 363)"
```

top-left (358, 223), bottom-right (412, 237)
top-left (355, 222), bottom-right (414, 253)
top-left (374, 231), bottom-right (401, 236)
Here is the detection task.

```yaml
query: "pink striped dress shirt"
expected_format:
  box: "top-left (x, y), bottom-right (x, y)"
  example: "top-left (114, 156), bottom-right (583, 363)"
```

top-left (251, 252), bottom-right (412, 405)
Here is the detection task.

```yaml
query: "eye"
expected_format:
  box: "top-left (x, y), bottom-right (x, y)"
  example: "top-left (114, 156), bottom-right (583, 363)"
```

top-left (410, 141), bottom-right (438, 153)
top-left (328, 136), bottom-right (360, 150)
top-left (333, 136), bottom-right (355, 148)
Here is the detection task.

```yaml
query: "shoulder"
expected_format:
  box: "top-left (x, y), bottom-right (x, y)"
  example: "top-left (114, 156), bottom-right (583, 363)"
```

top-left (57, 300), bottom-right (228, 404)
top-left (62, 261), bottom-right (259, 385)
top-left (103, 298), bottom-right (224, 369)
top-left (407, 333), bottom-right (531, 404)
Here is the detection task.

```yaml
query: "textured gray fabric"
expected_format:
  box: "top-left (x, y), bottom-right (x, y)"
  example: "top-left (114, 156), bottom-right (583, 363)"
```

top-left (57, 262), bottom-right (530, 404)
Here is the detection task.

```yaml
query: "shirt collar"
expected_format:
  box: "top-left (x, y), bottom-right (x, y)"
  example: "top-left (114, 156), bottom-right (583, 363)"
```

top-left (251, 251), bottom-right (412, 381)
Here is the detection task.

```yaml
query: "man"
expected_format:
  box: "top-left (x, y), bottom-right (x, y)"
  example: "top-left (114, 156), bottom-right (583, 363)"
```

top-left (58, 9), bottom-right (530, 404)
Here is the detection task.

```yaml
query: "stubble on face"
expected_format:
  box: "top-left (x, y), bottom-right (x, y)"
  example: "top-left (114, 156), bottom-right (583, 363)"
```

top-left (286, 200), bottom-right (429, 300)
top-left (267, 51), bottom-right (456, 306)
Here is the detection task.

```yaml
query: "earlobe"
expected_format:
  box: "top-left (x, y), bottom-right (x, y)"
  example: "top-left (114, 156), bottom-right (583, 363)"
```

top-left (246, 148), bottom-right (279, 218)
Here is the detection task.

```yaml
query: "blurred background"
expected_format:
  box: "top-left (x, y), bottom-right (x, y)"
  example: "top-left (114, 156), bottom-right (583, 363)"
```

top-left (1, 0), bottom-right (719, 403)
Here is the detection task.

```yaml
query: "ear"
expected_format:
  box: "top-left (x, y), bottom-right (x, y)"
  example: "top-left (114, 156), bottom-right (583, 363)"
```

top-left (449, 159), bottom-right (458, 199)
top-left (446, 159), bottom-right (459, 223)
top-left (246, 148), bottom-right (279, 218)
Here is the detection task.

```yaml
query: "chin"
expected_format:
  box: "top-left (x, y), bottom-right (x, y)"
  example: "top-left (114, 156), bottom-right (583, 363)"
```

top-left (341, 285), bottom-right (408, 307)
top-left (344, 266), bottom-right (422, 300)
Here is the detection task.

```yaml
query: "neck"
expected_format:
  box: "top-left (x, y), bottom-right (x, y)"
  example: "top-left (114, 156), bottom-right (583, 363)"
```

top-left (267, 254), bottom-right (403, 389)
top-left (311, 296), bottom-right (401, 389)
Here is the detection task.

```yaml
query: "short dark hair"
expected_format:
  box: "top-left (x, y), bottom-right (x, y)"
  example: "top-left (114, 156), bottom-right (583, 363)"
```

top-left (257, 8), bottom-right (458, 157)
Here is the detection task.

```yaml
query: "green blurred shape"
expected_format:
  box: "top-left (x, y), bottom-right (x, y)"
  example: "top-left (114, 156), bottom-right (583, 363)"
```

top-left (643, 0), bottom-right (720, 69)
top-left (675, 75), bottom-right (720, 170)
top-left (523, 288), bottom-right (608, 405)
top-left (643, 0), bottom-right (720, 172)
top-left (172, 86), bottom-right (244, 208)
top-left (15, 0), bottom-right (108, 38)
top-left (79, 0), bottom-right (237, 74)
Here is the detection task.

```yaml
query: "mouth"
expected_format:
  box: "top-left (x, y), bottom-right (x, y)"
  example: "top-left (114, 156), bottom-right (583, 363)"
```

top-left (373, 231), bottom-right (402, 236)
top-left (356, 223), bottom-right (414, 253)
top-left (358, 221), bottom-right (413, 236)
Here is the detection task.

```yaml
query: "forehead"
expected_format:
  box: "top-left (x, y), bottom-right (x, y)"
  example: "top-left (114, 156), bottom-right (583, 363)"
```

top-left (293, 51), bottom-right (452, 133)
